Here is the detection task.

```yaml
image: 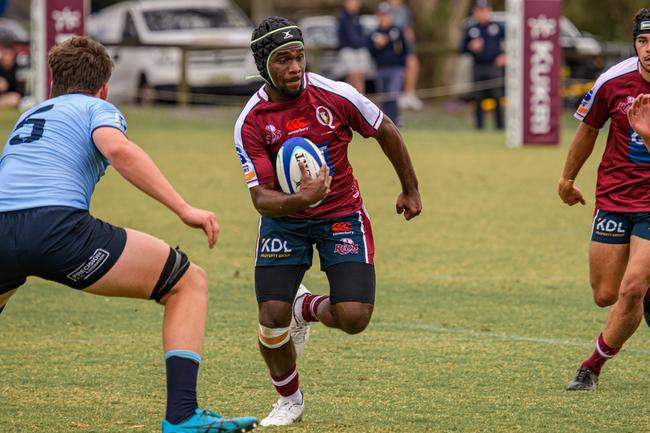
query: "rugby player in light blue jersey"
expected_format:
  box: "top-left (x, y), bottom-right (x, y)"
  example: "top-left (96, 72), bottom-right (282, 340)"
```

top-left (0, 36), bottom-right (256, 433)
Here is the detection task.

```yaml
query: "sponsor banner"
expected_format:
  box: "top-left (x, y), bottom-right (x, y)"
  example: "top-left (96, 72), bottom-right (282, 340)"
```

top-left (31, 0), bottom-right (88, 102)
top-left (506, 0), bottom-right (562, 147)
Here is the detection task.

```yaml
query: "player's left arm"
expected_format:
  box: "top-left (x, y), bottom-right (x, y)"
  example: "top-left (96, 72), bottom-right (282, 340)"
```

top-left (373, 116), bottom-right (422, 220)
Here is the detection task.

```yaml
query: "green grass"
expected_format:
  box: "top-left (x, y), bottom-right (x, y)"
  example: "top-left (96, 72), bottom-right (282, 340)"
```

top-left (0, 104), bottom-right (646, 432)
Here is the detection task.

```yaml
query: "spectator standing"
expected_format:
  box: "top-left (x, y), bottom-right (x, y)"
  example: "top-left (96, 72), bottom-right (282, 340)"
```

top-left (337, 0), bottom-right (372, 93)
top-left (0, 43), bottom-right (20, 108)
top-left (388, 0), bottom-right (423, 111)
top-left (461, 0), bottom-right (505, 130)
top-left (368, 2), bottom-right (409, 125)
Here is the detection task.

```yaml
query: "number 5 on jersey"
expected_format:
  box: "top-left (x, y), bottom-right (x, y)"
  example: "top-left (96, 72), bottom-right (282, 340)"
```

top-left (9, 104), bottom-right (54, 145)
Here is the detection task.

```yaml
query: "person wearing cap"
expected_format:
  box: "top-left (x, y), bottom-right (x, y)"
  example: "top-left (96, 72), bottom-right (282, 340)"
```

top-left (337, 0), bottom-right (372, 93)
top-left (368, 2), bottom-right (410, 126)
top-left (235, 15), bottom-right (421, 427)
top-left (560, 8), bottom-right (650, 391)
top-left (460, 0), bottom-right (505, 130)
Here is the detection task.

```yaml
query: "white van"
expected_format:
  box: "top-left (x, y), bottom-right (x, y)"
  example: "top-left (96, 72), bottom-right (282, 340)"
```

top-left (87, 0), bottom-right (261, 103)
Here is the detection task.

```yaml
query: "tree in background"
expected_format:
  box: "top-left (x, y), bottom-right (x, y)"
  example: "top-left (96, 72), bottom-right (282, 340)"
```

top-left (566, 0), bottom-right (647, 42)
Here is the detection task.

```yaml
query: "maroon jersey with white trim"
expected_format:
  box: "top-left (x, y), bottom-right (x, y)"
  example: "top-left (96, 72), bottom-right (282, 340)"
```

top-left (575, 57), bottom-right (650, 212)
top-left (234, 72), bottom-right (383, 219)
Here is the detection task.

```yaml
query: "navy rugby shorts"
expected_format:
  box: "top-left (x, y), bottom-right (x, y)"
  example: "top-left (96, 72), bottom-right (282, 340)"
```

top-left (0, 206), bottom-right (126, 293)
top-left (591, 209), bottom-right (650, 244)
top-left (255, 210), bottom-right (374, 269)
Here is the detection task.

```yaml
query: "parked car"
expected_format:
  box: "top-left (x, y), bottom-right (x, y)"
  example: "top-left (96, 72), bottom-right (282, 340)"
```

top-left (87, 0), bottom-right (261, 103)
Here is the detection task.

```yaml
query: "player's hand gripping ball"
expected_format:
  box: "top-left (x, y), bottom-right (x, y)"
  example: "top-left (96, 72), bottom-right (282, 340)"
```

top-left (276, 137), bottom-right (326, 208)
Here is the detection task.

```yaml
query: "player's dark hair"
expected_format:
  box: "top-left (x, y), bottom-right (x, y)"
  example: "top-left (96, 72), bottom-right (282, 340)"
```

top-left (250, 16), bottom-right (303, 88)
top-left (48, 36), bottom-right (113, 98)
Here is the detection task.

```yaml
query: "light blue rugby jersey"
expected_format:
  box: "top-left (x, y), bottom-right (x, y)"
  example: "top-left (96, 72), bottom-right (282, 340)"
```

top-left (0, 93), bottom-right (127, 211)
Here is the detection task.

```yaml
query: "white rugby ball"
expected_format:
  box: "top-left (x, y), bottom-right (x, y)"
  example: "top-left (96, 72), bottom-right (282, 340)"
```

top-left (276, 137), bottom-right (326, 208)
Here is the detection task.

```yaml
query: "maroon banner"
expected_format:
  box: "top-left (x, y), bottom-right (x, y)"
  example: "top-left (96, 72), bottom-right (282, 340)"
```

top-left (522, 0), bottom-right (562, 145)
top-left (44, 0), bottom-right (88, 92)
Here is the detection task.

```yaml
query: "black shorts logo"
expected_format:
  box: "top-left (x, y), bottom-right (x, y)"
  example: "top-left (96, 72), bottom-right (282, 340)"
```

top-left (67, 249), bottom-right (110, 282)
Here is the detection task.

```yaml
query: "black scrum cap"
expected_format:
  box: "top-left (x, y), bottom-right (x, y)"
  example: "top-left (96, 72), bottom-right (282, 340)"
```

top-left (250, 16), bottom-right (304, 89)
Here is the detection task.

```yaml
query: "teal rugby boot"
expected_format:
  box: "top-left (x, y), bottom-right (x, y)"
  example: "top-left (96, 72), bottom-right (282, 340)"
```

top-left (162, 408), bottom-right (257, 433)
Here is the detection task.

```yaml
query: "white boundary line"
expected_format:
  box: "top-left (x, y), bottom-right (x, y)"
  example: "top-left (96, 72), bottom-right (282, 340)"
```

top-left (374, 321), bottom-right (650, 357)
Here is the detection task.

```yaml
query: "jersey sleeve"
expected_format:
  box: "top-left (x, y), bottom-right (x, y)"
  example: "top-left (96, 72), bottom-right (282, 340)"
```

top-left (574, 80), bottom-right (610, 129)
top-left (234, 119), bottom-right (275, 189)
top-left (331, 81), bottom-right (383, 137)
top-left (89, 99), bottom-right (128, 135)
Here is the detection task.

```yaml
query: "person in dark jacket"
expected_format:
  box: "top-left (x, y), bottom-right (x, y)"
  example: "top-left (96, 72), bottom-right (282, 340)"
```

top-left (0, 43), bottom-right (20, 108)
top-left (461, 0), bottom-right (505, 130)
top-left (337, 0), bottom-right (372, 93)
top-left (368, 2), bottom-right (409, 125)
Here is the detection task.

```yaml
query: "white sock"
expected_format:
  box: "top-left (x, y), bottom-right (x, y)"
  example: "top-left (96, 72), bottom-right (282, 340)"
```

top-left (281, 388), bottom-right (303, 405)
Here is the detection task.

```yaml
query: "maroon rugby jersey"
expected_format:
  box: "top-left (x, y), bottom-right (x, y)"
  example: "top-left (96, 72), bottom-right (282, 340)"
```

top-left (234, 72), bottom-right (384, 219)
top-left (575, 57), bottom-right (650, 212)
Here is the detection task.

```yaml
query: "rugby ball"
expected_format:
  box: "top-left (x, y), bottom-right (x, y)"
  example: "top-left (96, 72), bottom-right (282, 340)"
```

top-left (276, 137), bottom-right (326, 207)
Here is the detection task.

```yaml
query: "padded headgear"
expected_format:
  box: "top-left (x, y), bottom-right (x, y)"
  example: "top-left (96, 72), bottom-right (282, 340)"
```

top-left (633, 8), bottom-right (650, 45)
top-left (250, 16), bottom-right (304, 89)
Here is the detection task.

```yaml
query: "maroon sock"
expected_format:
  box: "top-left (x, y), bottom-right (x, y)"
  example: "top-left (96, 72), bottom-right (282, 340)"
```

top-left (271, 365), bottom-right (299, 397)
top-left (301, 294), bottom-right (328, 322)
top-left (580, 333), bottom-right (620, 376)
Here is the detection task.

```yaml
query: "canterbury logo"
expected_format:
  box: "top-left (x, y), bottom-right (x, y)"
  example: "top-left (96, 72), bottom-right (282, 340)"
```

top-left (283, 31), bottom-right (293, 39)
top-left (332, 222), bottom-right (353, 232)
top-left (286, 117), bottom-right (307, 131)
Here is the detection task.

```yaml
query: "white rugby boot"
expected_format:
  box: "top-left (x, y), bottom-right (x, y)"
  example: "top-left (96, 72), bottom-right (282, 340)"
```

top-left (260, 393), bottom-right (305, 427)
top-left (290, 284), bottom-right (311, 358)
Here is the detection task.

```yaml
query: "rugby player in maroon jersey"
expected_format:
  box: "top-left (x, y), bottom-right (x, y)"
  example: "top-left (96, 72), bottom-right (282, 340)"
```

top-left (234, 16), bottom-right (421, 425)
top-left (560, 9), bottom-right (650, 390)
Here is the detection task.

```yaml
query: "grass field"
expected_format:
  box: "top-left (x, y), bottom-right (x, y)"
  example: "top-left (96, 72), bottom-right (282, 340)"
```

top-left (1, 104), bottom-right (649, 433)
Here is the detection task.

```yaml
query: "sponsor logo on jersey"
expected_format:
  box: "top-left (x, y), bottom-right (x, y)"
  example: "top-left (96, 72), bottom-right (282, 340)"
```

top-left (316, 106), bottom-right (335, 129)
top-left (577, 89), bottom-right (594, 116)
top-left (114, 112), bottom-right (127, 132)
top-left (594, 217), bottom-right (626, 237)
top-left (236, 145), bottom-right (256, 182)
top-left (265, 124), bottom-right (283, 144)
top-left (67, 249), bottom-right (110, 282)
top-left (334, 238), bottom-right (359, 255)
top-left (260, 237), bottom-right (293, 258)
top-left (286, 117), bottom-right (310, 135)
top-left (286, 117), bottom-right (308, 131)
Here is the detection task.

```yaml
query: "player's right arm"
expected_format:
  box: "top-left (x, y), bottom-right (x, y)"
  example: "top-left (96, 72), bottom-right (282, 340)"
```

top-left (558, 122), bottom-right (599, 206)
top-left (93, 127), bottom-right (219, 248)
top-left (560, 75), bottom-right (610, 207)
top-left (249, 163), bottom-right (331, 218)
